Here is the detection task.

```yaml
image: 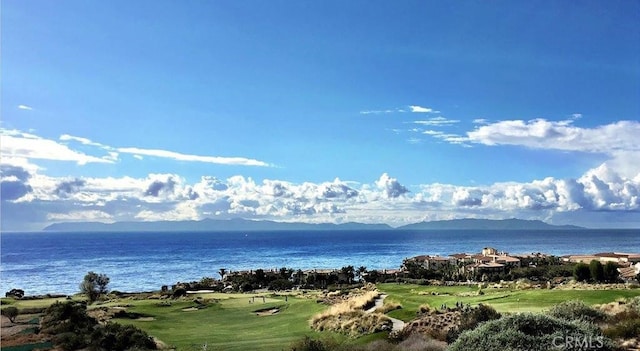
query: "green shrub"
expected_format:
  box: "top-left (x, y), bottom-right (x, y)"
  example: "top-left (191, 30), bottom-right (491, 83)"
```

top-left (290, 336), bottom-right (337, 351)
top-left (604, 318), bottom-right (640, 339)
top-left (90, 322), bottom-right (157, 351)
top-left (573, 263), bottom-right (590, 282)
top-left (396, 333), bottom-right (447, 351)
top-left (1, 306), bottom-right (19, 323)
top-left (548, 300), bottom-right (606, 323)
top-left (447, 304), bottom-right (501, 343)
top-left (41, 301), bottom-right (156, 351)
top-left (449, 313), bottom-right (615, 351)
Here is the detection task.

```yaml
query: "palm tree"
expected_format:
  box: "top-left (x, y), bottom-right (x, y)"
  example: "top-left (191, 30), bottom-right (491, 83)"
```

top-left (340, 265), bottom-right (355, 284)
top-left (218, 268), bottom-right (227, 281)
top-left (357, 266), bottom-right (367, 282)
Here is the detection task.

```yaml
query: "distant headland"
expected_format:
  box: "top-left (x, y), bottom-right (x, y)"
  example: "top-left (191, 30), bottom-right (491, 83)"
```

top-left (43, 218), bottom-right (583, 232)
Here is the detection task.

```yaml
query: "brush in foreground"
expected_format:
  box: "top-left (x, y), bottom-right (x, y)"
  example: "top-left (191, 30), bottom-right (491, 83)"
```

top-left (310, 290), bottom-right (392, 337)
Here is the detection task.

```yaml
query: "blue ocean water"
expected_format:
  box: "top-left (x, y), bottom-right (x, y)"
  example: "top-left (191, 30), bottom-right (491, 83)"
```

top-left (1, 229), bottom-right (639, 295)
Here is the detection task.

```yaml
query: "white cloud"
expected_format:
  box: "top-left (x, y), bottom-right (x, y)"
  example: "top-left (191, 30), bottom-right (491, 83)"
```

top-left (360, 105), bottom-right (437, 115)
top-left (409, 105), bottom-right (433, 113)
top-left (360, 109), bottom-right (396, 115)
top-left (0, 129), bottom-right (114, 165)
top-left (117, 147), bottom-right (271, 167)
top-left (465, 119), bottom-right (640, 154)
top-left (18, 105), bottom-right (33, 110)
top-left (60, 134), bottom-right (111, 148)
top-left (1, 129), bottom-right (272, 168)
top-left (413, 116), bottom-right (460, 126)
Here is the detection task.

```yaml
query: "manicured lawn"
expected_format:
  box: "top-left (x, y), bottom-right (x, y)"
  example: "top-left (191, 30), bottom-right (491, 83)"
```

top-left (378, 283), bottom-right (640, 321)
top-left (1, 296), bottom-right (81, 309)
top-left (113, 293), bottom-right (348, 351)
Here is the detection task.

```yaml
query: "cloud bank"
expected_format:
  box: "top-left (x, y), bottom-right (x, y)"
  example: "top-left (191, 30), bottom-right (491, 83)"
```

top-left (1, 129), bottom-right (271, 167)
top-left (2, 155), bottom-right (638, 230)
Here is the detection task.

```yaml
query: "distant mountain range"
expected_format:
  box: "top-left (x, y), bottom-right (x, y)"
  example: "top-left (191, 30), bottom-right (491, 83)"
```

top-left (397, 218), bottom-right (582, 230)
top-left (43, 218), bottom-right (583, 232)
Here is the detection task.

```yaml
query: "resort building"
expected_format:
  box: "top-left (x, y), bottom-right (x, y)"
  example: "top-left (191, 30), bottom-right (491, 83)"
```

top-left (562, 252), bottom-right (640, 265)
top-left (409, 255), bottom-right (457, 270)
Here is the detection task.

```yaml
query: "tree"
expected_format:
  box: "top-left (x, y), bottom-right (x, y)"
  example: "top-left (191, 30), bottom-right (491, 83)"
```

top-left (1, 306), bottom-right (19, 323)
top-left (356, 266), bottom-right (367, 282)
top-left (80, 271), bottom-right (109, 303)
top-left (602, 262), bottom-right (619, 283)
top-left (589, 260), bottom-right (604, 282)
top-left (573, 263), bottom-right (590, 282)
top-left (340, 265), bottom-right (355, 284)
top-left (218, 268), bottom-right (227, 281)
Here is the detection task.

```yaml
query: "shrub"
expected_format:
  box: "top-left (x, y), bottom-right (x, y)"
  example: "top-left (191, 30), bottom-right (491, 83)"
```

top-left (5, 288), bottom-right (25, 299)
top-left (41, 301), bottom-right (156, 351)
top-left (375, 300), bottom-right (402, 314)
top-left (417, 303), bottom-right (434, 315)
top-left (172, 287), bottom-right (187, 298)
top-left (548, 300), bottom-right (606, 323)
top-left (269, 278), bottom-right (294, 291)
top-left (449, 313), bottom-right (615, 351)
top-left (604, 319), bottom-right (640, 339)
top-left (396, 333), bottom-right (447, 351)
top-left (80, 271), bottom-right (110, 303)
top-left (603, 296), bottom-right (640, 339)
top-left (90, 322), bottom-right (157, 351)
top-left (290, 336), bottom-right (333, 351)
top-left (446, 304), bottom-right (501, 343)
top-left (1, 306), bottom-right (19, 322)
top-left (573, 263), bottom-right (590, 282)
top-left (589, 260), bottom-right (604, 282)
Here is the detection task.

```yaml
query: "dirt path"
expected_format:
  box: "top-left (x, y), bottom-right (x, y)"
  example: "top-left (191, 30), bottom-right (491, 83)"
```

top-left (366, 294), bottom-right (405, 332)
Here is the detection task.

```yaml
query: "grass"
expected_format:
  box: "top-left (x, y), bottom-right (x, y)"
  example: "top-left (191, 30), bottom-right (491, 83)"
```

top-left (113, 293), bottom-right (349, 351)
top-left (1, 297), bottom-right (79, 309)
top-left (5, 286), bottom-right (639, 350)
top-left (377, 283), bottom-right (640, 321)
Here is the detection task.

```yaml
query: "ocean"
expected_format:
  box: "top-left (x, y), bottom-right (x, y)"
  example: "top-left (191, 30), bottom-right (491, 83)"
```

top-left (1, 229), bottom-right (639, 296)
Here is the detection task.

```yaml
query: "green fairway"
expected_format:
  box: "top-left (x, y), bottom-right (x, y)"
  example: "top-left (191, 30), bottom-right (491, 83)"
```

top-left (377, 283), bottom-right (640, 321)
top-left (112, 293), bottom-right (347, 351)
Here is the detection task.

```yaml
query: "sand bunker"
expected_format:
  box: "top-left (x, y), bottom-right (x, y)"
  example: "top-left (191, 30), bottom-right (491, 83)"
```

top-left (255, 308), bottom-right (280, 316)
top-left (136, 317), bottom-right (156, 321)
top-left (181, 307), bottom-right (199, 312)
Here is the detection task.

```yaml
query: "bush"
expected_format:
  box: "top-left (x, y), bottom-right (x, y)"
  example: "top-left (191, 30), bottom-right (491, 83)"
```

top-left (80, 271), bottom-right (110, 303)
top-left (548, 300), bottom-right (606, 323)
top-left (589, 260), bottom-right (604, 282)
top-left (396, 333), bottom-right (447, 351)
top-left (5, 288), bottom-right (25, 299)
top-left (604, 319), bottom-right (640, 339)
top-left (90, 322), bottom-right (157, 351)
top-left (1, 306), bottom-right (19, 322)
top-left (446, 304), bottom-right (501, 342)
top-left (290, 336), bottom-right (333, 351)
top-left (449, 313), bottom-right (615, 351)
top-left (269, 278), bottom-right (294, 291)
top-left (172, 287), bottom-right (187, 298)
top-left (41, 301), bottom-right (156, 351)
top-left (573, 263), bottom-right (590, 282)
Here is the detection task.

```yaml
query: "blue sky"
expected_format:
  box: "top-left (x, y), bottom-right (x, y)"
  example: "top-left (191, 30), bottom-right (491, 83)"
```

top-left (2, 1), bottom-right (639, 230)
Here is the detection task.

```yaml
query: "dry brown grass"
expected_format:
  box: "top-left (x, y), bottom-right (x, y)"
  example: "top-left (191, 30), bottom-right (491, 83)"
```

top-left (310, 290), bottom-right (391, 336)
top-left (375, 300), bottom-right (402, 314)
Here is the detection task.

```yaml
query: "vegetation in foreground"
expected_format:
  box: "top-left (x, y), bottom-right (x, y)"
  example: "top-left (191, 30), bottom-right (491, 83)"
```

top-left (2, 274), bottom-right (640, 351)
top-left (309, 289), bottom-right (391, 337)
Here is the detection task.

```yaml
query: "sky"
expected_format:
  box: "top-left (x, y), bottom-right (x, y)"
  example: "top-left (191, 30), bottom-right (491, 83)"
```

top-left (1, 1), bottom-right (639, 231)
